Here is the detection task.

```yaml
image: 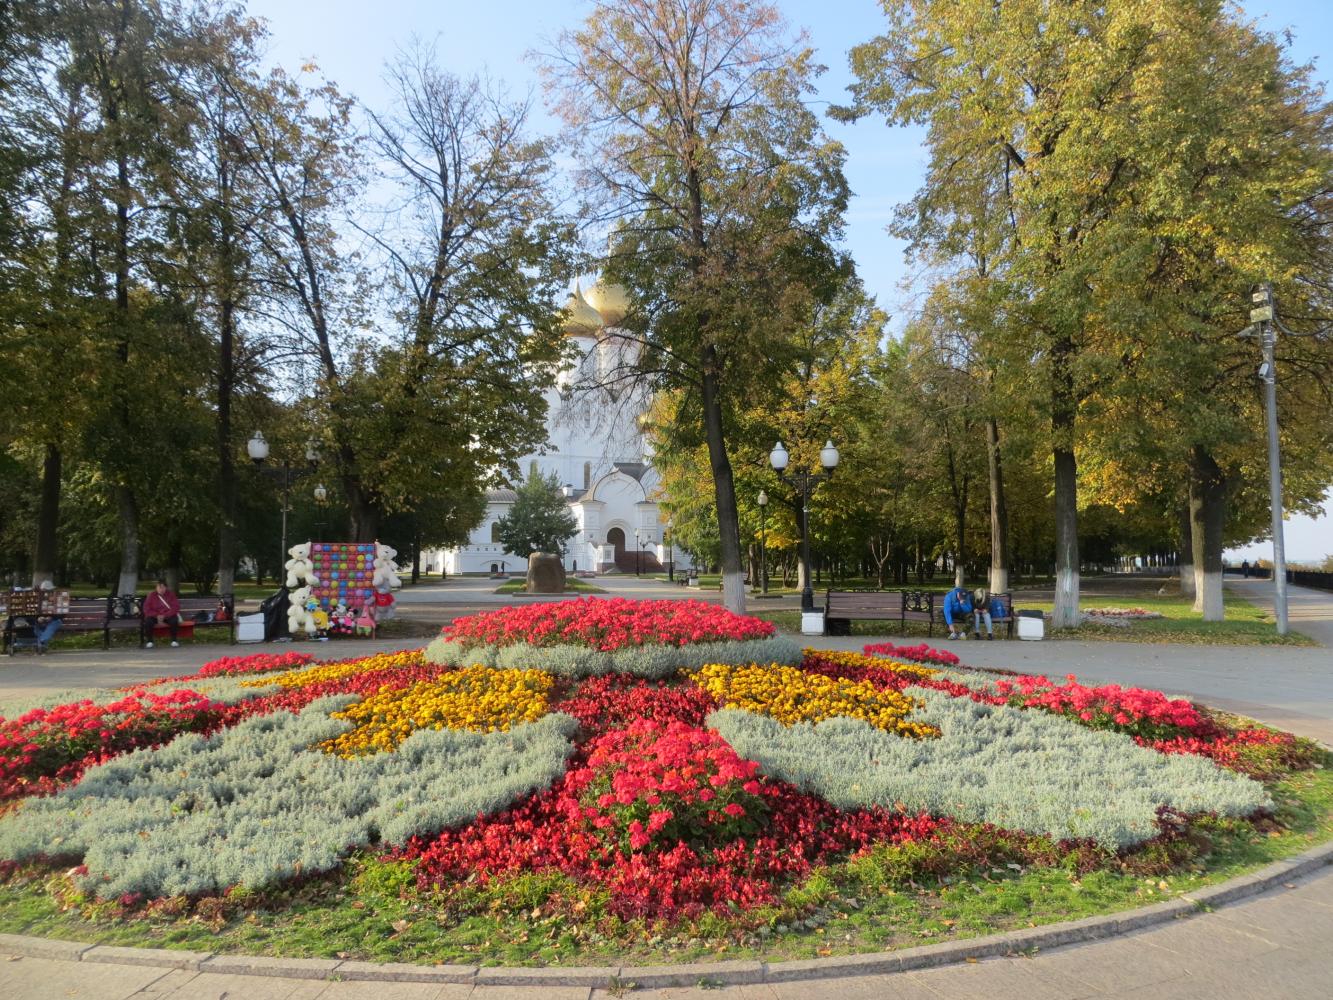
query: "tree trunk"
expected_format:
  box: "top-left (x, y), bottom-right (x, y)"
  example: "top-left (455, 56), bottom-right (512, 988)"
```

top-left (700, 355), bottom-right (745, 612)
top-left (1050, 339), bottom-right (1080, 628)
top-left (32, 444), bottom-right (62, 588)
top-left (1177, 504), bottom-right (1195, 598)
top-left (117, 485), bottom-right (140, 598)
top-left (986, 417), bottom-right (1010, 595)
top-left (217, 291), bottom-right (238, 597)
top-left (1189, 446), bottom-right (1226, 621)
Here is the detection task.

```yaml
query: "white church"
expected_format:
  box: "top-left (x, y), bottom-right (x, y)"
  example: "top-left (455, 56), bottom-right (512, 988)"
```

top-left (422, 281), bottom-right (691, 577)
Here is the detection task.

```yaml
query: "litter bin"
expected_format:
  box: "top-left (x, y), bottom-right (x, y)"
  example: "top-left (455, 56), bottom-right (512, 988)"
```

top-left (1016, 609), bottom-right (1044, 641)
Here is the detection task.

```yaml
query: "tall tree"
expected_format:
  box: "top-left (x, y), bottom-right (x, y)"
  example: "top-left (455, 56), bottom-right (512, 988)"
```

top-left (543, 0), bottom-right (850, 612)
top-left (359, 47), bottom-right (572, 537)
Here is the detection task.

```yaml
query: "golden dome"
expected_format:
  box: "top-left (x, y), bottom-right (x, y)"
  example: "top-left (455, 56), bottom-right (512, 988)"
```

top-left (584, 281), bottom-right (631, 327)
top-left (561, 284), bottom-right (603, 336)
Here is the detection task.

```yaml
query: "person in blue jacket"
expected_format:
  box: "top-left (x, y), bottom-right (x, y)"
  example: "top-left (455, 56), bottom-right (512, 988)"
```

top-left (942, 585), bottom-right (973, 640)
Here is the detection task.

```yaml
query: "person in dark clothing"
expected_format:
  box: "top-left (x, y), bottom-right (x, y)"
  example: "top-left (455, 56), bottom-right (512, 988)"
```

top-left (143, 580), bottom-right (182, 648)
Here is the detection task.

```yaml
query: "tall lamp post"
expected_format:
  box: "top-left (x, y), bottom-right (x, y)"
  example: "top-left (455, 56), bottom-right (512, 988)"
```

top-left (757, 490), bottom-right (769, 595)
top-left (247, 431), bottom-right (322, 568)
top-left (1244, 285), bottom-right (1289, 635)
top-left (666, 517), bottom-right (675, 581)
top-left (769, 439), bottom-right (839, 612)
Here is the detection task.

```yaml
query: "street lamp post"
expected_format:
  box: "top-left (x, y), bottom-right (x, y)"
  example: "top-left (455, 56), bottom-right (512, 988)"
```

top-left (634, 529), bottom-right (642, 577)
top-left (1245, 286), bottom-right (1289, 635)
top-left (248, 431), bottom-right (322, 568)
top-left (769, 439), bottom-right (840, 612)
top-left (666, 517), bottom-right (675, 581)
top-left (757, 490), bottom-right (769, 596)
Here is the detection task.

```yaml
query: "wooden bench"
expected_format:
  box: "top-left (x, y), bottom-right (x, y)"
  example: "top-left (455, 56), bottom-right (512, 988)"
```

top-left (141, 595), bottom-right (236, 647)
top-left (3, 591), bottom-right (140, 653)
top-left (936, 591), bottom-right (1018, 639)
top-left (825, 590), bottom-right (937, 637)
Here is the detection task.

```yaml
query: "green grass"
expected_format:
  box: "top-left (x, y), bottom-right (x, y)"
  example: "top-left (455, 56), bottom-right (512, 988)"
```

top-left (752, 589), bottom-right (1313, 647)
top-left (0, 754), bottom-right (1327, 968)
top-left (492, 578), bottom-right (606, 595)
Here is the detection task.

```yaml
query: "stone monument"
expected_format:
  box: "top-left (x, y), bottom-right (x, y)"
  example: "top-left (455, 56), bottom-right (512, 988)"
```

top-left (526, 552), bottom-right (566, 594)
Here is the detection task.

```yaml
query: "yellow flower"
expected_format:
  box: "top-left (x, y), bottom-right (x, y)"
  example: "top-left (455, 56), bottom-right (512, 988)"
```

top-left (318, 665), bottom-right (554, 758)
top-left (692, 662), bottom-right (939, 740)
top-left (242, 650), bottom-right (426, 690)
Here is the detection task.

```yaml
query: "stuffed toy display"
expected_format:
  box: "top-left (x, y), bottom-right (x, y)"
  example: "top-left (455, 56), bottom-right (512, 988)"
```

top-left (330, 602), bottom-right (354, 637)
top-left (287, 585), bottom-right (315, 636)
top-left (310, 601), bottom-right (330, 640)
top-left (284, 542), bottom-right (320, 589)
top-left (372, 543), bottom-right (402, 590)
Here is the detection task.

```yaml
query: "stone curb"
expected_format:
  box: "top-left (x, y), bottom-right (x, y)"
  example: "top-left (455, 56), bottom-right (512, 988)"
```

top-left (0, 841), bottom-right (1328, 989)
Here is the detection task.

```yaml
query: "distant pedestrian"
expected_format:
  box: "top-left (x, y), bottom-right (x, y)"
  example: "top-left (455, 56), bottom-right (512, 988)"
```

top-left (1242, 559), bottom-right (1251, 579)
top-left (142, 580), bottom-right (182, 648)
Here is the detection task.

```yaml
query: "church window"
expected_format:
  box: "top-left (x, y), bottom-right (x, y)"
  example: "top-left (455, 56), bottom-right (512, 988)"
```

top-left (583, 462), bottom-right (591, 488)
top-left (490, 522), bottom-right (501, 543)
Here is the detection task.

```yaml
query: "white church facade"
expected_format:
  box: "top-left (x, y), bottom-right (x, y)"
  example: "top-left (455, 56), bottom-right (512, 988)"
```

top-left (421, 282), bottom-right (691, 577)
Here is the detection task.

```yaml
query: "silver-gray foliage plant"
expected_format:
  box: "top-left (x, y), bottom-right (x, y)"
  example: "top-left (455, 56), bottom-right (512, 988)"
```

top-left (0, 696), bottom-right (578, 898)
top-left (709, 686), bottom-right (1270, 848)
top-left (424, 634), bottom-right (800, 678)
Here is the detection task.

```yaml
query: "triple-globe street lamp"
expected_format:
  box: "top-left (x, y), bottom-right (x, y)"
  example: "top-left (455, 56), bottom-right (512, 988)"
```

top-left (247, 431), bottom-right (324, 567)
top-left (769, 439), bottom-right (840, 612)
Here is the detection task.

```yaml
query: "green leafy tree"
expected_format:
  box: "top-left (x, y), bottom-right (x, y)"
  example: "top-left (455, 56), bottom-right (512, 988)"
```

top-left (542, 0), bottom-right (850, 613)
top-left (495, 472), bottom-right (578, 559)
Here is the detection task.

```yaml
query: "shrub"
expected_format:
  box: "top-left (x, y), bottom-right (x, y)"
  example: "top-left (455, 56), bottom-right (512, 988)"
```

top-left (0, 700), bottom-right (578, 899)
top-left (709, 685), bottom-right (1271, 848)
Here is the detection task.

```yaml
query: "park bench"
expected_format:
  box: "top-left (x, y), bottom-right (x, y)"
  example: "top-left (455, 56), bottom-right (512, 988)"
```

top-left (141, 594), bottom-right (236, 647)
top-left (3, 591), bottom-right (140, 653)
top-left (934, 591), bottom-right (1017, 639)
top-left (824, 589), bottom-right (937, 637)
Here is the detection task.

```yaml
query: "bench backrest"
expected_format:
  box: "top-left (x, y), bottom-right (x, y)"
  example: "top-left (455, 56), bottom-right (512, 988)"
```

top-left (902, 590), bottom-right (934, 615)
top-left (63, 597), bottom-right (114, 631)
top-left (990, 592), bottom-right (1014, 619)
top-left (827, 590), bottom-right (905, 617)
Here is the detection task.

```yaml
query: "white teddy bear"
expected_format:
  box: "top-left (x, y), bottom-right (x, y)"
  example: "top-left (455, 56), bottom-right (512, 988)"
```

top-left (287, 585), bottom-right (315, 636)
top-left (372, 543), bottom-right (402, 590)
top-left (284, 541), bottom-right (320, 589)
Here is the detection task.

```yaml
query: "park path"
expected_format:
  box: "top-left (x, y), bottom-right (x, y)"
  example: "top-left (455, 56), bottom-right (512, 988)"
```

top-left (1, 865), bottom-right (1330, 1000)
top-left (1228, 577), bottom-right (1333, 647)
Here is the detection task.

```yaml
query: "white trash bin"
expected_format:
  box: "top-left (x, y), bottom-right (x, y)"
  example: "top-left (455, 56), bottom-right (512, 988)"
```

top-left (237, 612), bottom-right (265, 643)
top-left (801, 611), bottom-right (826, 635)
top-left (1016, 612), bottom-right (1045, 641)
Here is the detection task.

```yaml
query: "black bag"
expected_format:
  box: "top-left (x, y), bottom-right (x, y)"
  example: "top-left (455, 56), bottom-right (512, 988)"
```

top-left (259, 587), bottom-right (291, 640)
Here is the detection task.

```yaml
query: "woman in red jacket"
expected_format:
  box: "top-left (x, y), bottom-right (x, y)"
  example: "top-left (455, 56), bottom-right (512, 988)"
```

top-left (142, 580), bottom-right (182, 648)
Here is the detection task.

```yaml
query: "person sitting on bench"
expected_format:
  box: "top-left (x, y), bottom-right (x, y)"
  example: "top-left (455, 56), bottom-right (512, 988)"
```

top-left (972, 587), bottom-right (996, 640)
top-left (942, 585), bottom-right (974, 641)
top-left (143, 579), bottom-right (182, 648)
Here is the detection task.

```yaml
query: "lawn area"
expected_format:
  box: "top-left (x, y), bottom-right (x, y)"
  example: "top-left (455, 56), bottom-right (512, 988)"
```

top-left (493, 578), bottom-right (606, 595)
top-left (753, 589), bottom-right (1312, 647)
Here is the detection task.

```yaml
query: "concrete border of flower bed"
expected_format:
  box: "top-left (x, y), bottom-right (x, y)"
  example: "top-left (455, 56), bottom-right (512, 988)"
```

top-left (1, 839), bottom-right (1329, 989)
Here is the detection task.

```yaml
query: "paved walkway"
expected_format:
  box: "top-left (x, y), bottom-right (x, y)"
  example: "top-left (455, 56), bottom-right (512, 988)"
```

top-left (1, 866), bottom-right (1329, 999)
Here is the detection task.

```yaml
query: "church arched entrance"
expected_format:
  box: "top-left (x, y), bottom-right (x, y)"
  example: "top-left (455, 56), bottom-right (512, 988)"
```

top-left (606, 527), bottom-right (626, 561)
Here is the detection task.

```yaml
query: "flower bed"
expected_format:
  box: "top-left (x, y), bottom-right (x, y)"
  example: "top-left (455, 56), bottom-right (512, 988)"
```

top-left (0, 600), bottom-right (1325, 964)
top-left (425, 598), bottom-right (801, 678)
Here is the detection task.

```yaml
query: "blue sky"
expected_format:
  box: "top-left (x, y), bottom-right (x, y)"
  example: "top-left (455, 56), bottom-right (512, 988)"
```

top-left (246, 0), bottom-right (1331, 562)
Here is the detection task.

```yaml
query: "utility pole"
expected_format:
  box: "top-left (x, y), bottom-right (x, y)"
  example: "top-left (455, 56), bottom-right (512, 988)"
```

top-left (1248, 285), bottom-right (1289, 635)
